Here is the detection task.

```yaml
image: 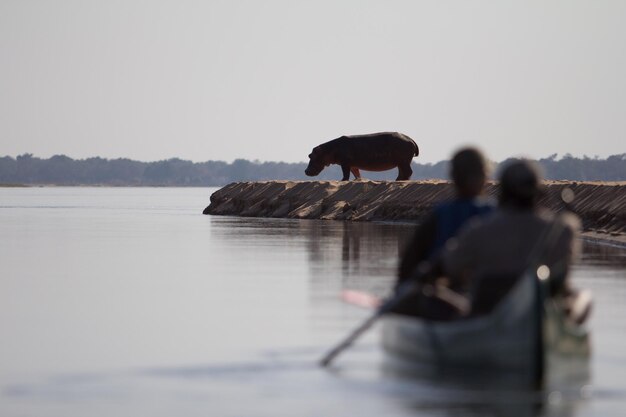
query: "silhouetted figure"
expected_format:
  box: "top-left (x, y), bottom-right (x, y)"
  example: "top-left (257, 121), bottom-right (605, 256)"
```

top-left (305, 132), bottom-right (419, 181)
top-left (396, 147), bottom-right (495, 291)
top-left (442, 159), bottom-right (583, 316)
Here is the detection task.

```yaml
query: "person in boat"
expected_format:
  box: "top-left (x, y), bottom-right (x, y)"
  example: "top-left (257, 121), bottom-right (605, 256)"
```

top-left (441, 159), bottom-right (585, 318)
top-left (396, 147), bottom-right (495, 291)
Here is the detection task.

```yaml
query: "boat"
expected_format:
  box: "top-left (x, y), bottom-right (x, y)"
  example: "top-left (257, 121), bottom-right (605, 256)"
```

top-left (379, 271), bottom-right (591, 384)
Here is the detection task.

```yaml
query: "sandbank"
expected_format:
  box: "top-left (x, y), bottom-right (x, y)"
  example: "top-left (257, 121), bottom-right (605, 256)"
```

top-left (204, 180), bottom-right (626, 246)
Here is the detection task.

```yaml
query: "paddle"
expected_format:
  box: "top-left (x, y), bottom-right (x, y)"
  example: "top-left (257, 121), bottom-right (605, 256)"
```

top-left (319, 263), bottom-right (432, 367)
top-left (342, 286), bottom-right (470, 314)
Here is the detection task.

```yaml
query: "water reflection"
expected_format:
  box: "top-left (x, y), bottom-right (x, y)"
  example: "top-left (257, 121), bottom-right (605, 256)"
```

top-left (580, 240), bottom-right (626, 268)
top-left (211, 216), bottom-right (624, 293)
top-left (304, 220), bottom-right (414, 298)
top-left (381, 354), bottom-right (591, 417)
top-left (208, 216), bottom-right (624, 417)
top-left (211, 216), bottom-right (414, 297)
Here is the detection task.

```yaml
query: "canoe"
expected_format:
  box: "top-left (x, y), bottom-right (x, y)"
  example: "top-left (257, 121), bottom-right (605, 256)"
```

top-left (379, 272), bottom-right (590, 382)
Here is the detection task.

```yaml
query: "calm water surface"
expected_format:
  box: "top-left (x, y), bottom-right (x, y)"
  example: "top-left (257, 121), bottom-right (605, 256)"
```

top-left (0, 187), bottom-right (625, 416)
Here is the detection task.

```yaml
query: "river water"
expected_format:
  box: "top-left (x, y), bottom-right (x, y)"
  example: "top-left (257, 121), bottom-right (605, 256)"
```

top-left (0, 187), bottom-right (624, 416)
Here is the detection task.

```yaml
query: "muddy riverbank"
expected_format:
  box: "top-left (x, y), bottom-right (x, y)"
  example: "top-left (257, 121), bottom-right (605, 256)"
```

top-left (204, 180), bottom-right (626, 246)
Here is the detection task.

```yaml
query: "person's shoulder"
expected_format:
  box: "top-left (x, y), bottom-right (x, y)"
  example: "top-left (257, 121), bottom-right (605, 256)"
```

top-left (432, 200), bottom-right (457, 220)
top-left (454, 209), bottom-right (500, 238)
top-left (474, 196), bottom-right (497, 208)
top-left (537, 210), bottom-right (581, 236)
top-left (471, 207), bottom-right (504, 226)
top-left (537, 209), bottom-right (581, 227)
top-left (474, 197), bottom-right (496, 214)
top-left (555, 211), bottom-right (581, 231)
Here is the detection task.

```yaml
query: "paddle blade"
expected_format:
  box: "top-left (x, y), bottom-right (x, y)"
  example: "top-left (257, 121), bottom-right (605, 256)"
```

top-left (341, 290), bottom-right (382, 309)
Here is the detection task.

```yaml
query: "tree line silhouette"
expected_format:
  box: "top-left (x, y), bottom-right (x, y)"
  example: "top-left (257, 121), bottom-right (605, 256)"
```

top-left (0, 153), bottom-right (624, 186)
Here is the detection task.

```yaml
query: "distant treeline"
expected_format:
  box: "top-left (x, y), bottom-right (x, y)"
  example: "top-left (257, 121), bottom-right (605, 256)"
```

top-left (0, 153), bottom-right (624, 186)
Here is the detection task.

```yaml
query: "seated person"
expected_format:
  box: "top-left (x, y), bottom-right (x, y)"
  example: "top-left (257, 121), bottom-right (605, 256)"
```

top-left (441, 159), bottom-right (584, 318)
top-left (396, 147), bottom-right (495, 291)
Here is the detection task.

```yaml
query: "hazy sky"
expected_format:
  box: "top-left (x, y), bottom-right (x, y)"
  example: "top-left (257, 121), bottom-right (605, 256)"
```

top-left (1, 1), bottom-right (625, 163)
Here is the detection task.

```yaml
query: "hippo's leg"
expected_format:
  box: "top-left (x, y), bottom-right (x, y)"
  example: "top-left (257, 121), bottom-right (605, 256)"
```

top-left (396, 163), bottom-right (413, 181)
top-left (350, 167), bottom-right (361, 180)
top-left (341, 164), bottom-right (351, 181)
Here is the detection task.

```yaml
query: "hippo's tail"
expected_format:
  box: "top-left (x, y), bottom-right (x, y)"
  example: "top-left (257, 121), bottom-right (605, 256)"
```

top-left (411, 138), bottom-right (419, 157)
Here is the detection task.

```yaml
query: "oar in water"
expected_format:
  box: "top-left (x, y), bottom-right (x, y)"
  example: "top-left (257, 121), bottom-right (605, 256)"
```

top-left (319, 263), bottom-right (435, 367)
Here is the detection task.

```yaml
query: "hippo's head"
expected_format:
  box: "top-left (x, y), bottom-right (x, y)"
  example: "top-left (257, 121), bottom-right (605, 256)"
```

top-left (305, 146), bottom-right (331, 176)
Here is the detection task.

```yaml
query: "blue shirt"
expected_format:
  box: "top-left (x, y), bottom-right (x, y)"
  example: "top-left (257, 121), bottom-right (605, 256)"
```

top-left (431, 197), bottom-right (495, 257)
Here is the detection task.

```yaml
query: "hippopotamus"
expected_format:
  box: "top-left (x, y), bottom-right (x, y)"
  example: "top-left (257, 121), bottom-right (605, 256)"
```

top-left (305, 132), bottom-right (419, 181)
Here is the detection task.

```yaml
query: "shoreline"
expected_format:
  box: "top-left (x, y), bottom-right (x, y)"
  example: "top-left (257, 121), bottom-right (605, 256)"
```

top-left (0, 183), bottom-right (29, 188)
top-left (204, 180), bottom-right (626, 247)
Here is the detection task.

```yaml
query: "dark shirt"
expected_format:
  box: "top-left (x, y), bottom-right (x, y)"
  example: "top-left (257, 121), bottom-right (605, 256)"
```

top-left (397, 197), bottom-right (494, 288)
top-left (442, 208), bottom-right (581, 297)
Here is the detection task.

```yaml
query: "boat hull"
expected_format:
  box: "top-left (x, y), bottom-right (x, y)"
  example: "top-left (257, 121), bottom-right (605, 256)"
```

top-left (380, 273), bottom-right (590, 376)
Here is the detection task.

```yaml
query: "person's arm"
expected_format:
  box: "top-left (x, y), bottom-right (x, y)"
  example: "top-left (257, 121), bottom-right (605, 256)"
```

top-left (396, 212), bottom-right (437, 289)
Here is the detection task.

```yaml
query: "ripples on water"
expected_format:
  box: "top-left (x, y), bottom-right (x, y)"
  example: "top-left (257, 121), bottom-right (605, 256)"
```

top-left (0, 187), bottom-right (625, 416)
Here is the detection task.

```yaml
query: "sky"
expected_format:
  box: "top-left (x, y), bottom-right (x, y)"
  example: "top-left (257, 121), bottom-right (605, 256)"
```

top-left (1, 1), bottom-right (625, 164)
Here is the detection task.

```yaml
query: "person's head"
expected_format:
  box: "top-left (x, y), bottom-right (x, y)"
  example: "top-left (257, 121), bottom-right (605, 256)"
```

top-left (450, 147), bottom-right (489, 198)
top-left (498, 159), bottom-right (543, 209)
